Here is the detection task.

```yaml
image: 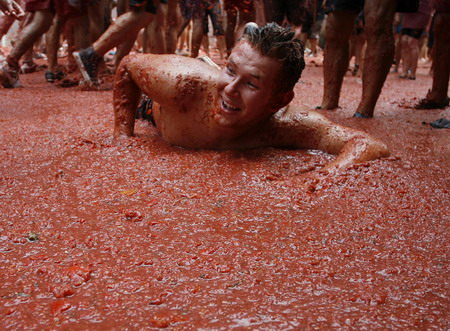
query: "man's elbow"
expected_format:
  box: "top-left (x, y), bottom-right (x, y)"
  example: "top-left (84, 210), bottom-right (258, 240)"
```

top-left (356, 135), bottom-right (390, 161)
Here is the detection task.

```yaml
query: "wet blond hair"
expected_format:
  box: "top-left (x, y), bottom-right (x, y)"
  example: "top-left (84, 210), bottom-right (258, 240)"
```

top-left (241, 22), bottom-right (305, 93)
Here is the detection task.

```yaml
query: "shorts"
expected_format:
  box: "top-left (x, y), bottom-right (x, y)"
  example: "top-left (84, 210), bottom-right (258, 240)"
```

top-left (302, 0), bottom-right (325, 37)
top-left (326, 0), bottom-right (421, 14)
top-left (305, 18), bottom-right (324, 39)
top-left (269, 0), bottom-right (309, 26)
top-left (325, 0), bottom-right (364, 13)
top-left (129, 0), bottom-right (157, 14)
top-left (433, 0), bottom-right (450, 14)
top-left (204, 0), bottom-right (224, 36)
top-left (25, 0), bottom-right (83, 18)
top-left (401, 27), bottom-right (424, 39)
top-left (223, 0), bottom-right (253, 14)
top-left (396, 0), bottom-right (420, 13)
top-left (179, 0), bottom-right (207, 19)
top-left (353, 10), bottom-right (364, 34)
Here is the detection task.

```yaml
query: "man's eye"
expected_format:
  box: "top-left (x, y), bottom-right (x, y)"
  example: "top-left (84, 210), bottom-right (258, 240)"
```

top-left (247, 82), bottom-right (258, 89)
top-left (226, 66), bottom-right (235, 75)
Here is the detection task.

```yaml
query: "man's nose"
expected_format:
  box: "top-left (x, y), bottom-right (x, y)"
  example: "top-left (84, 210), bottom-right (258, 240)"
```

top-left (224, 77), bottom-right (239, 96)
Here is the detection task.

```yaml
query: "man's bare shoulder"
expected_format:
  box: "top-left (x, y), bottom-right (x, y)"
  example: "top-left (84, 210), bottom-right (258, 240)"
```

top-left (254, 107), bottom-right (333, 148)
top-left (271, 107), bottom-right (327, 128)
top-left (128, 53), bottom-right (220, 81)
top-left (124, 54), bottom-right (221, 107)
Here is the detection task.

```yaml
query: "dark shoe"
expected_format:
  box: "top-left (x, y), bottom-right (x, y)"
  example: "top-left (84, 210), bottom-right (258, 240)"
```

top-left (55, 71), bottom-right (66, 80)
top-left (20, 61), bottom-right (37, 74)
top-left (136, 95), bottom-right (155, 125)
top-left (415, 97), bottom-right (449, 109)
top-left (45, 70), bottom-right (66, 83)
top-left (352, 64), bottom-right (359, 76)
top-left (45, 71), bottom-right (55, 83)
top-left (353, 112), bottom-right (370, 118)
top-left (430, 118), bottom-right (450, 129)
top-left (0, 61), bottom-right (22, 88)
top-left (73, 47), bottom-right (103, 87)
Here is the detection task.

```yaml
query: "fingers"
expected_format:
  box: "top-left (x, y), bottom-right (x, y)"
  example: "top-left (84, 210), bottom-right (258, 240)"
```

top-left (1, 0), bottom-right (25, 19)
top-left (12, 1), bottom-right (25, 19)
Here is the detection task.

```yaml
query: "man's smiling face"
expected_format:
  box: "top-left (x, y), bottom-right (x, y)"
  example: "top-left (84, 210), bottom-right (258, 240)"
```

top-left (215, 41), bottom-right (286, 130)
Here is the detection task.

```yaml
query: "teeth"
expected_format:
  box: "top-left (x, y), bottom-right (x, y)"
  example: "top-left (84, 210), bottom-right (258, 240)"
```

top-left (222, 100), bottom-right (240, 111)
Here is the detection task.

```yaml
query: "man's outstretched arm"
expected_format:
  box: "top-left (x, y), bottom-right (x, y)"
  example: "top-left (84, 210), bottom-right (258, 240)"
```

top-left (272, 109), bottom-right (390, 172)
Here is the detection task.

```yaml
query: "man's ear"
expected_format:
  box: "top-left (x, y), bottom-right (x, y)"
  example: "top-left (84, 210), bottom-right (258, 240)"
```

top-left (271, 90), bottom-right (295, 112)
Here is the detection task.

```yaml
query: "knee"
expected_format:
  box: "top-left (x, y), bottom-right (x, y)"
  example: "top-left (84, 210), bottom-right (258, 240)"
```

top-left (408, 37), bottom-right (419, 48)
top-left (400, 35), bottom-right (408, 48)
top-left (325, 13), bottom-right (354, 45)
top-left (31, 17), bottom-right (53, 34)
top-left (365, 11), bottom-right (394, 39)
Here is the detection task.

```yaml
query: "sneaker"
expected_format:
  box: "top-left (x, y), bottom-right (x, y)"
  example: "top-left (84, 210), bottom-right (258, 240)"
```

top-left (33, 52), bottom-right (47, 60)
top-left (415, 97), bottom-right (449, 109)
top-left (45, 71), bottom-right (55, 83)
top-left (73, 47), bottom-right (103, 87)
top-left (45, 70), bottom-right (66, 83)
top-left (0, 62), bottom-right (23, 88)
top-left (20, 61), bottom-right (37, 74)
top-left (352, 64), bottom-right (359, 76)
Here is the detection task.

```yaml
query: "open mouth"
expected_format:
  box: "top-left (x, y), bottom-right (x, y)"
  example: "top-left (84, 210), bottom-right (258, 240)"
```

top-left (222, 99), bottom-right (241, 112)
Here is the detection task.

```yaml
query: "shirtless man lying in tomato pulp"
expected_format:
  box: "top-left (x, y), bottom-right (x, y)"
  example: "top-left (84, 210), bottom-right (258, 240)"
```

top-left (113, 23), bottom-right (389, 173)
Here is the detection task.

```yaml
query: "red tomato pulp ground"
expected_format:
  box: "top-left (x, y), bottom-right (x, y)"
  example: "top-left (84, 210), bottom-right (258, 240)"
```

top-left (0, 53), bottom-right (449, 329)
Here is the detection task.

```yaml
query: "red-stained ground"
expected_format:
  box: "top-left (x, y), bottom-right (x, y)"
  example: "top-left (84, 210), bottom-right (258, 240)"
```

top-left (0, 51), bottom-right (449, 329)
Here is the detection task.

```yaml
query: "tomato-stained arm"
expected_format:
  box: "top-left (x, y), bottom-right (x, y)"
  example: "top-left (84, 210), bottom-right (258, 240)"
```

top-left (271, 108), bottom-right (390, 172)
top-left (113, 53), bottom-right (218, 138)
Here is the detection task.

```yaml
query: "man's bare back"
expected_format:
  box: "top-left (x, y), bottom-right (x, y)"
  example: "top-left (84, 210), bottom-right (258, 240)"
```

top-left (113, 23), bottom-right (389, 173)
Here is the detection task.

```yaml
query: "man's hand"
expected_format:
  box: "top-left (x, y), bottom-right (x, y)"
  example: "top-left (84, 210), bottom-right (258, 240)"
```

top-left (274, 109), bottom-right (390, 173)
top-left (320, 135), bottom-right (390, 173)
top-left (0, 0), bottom-right (25, 19)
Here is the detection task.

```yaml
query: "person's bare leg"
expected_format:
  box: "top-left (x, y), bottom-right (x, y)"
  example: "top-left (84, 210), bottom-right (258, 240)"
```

top-left (165, 0), bottom-right (179, 54)
top-left (309, 38), bottom-right (318, 55)
top-left (92, 7), bottom-right (154, 57)
top-left (354, 0), bottom-right (396, 118)
top-left (7, 9), bottom-right (53, 67)
top-left (45, 14), bottom-right (65, 73)
top-left (234, 9), bottom-right (255, 41)
top-left (177, 28), bottom-right (187, 52)
top-left (73, 6), bottom-right (154, 86)
top-left (394, 32), bottom-right (403, 73)
top-left (148, 2), bottom-right (167, 54)
top-left (88, 0), bottom-right (111, 43)
top-left (357, 34), bottom-right (366, 65)
top-left (419, 13), bottom-right (450, 107)
top-left (201, 34), bottom-right (210, 57)
top-left (113, 56), bottom-right (142, 137)
top-left (320, 10), bottom-right (356, 110)
top-left (407, 36), bottom-right (420, 79)
top-left (216, 35), bottom-right (226, 59)
top-left (0, 14), bottom-right (15, 39)
top-left (190, 17), bottom-right (204, 58)
top-left (63, 18), bottom-right (77, 72)
top-left (225, 9), bottom-right (237, 56)
top-left (399, 34), bottom-right (410, 77)
top-left (22, 47), bottom-right (33, 63)
top-left (113, 37), bottom-right (136, 71)
top-left (253, 0), bottom-right (266, 26)
top-left (351, 32), bottom-right (365, 76)
top-left (72, 15), bottom-right (90, 50)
